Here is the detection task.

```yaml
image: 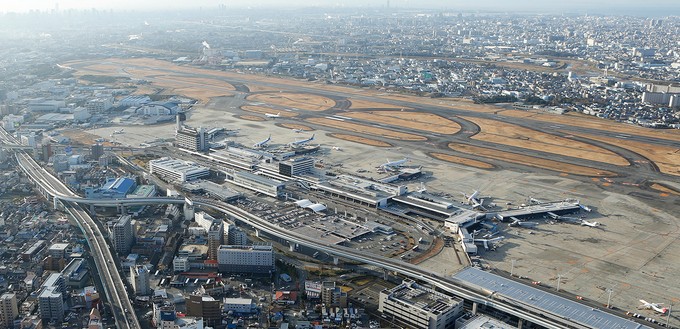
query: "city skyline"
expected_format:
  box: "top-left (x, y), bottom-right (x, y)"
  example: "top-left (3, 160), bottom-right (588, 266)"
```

top-left (1, 0), bottom-right (679, 16)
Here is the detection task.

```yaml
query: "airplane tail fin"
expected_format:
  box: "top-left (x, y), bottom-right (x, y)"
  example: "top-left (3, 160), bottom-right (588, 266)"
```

top-left (662, 308), bottom-right (669, 314)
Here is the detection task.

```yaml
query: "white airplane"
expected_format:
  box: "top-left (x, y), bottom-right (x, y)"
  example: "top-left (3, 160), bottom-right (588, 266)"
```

top-left (332, 146), bottom-right (342, 151)
top-left (252, 135), bottom-right (272, 148)
top-left (265, 112), bottom-right (281, 118)
top-left (292, 129), bottom-right (303, 133)
top-left (580, 220), bottom-right (601, 228)
top-left (638, 300), bottom-right (668, 314)
top-left (288, 134), bottom-right (315, 147)
top-left (378, 157), bottom-right (409, 171)
top-left (113, 128), bottom-right (125, 134)
top-left (580, 204), bottom-right (592, 212)
top-left (462, 190), bottom-right (486, 210)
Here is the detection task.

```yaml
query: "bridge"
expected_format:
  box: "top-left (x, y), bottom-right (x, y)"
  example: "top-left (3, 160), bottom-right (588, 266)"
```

top-left (3, 126), bottom-right (649, 329)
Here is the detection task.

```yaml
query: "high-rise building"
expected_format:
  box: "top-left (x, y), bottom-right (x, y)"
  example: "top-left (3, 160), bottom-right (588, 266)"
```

top-left (111, 215), bottom-right (134, 254)
top-left (131, 265), bottom-right (151, 295)
top-left (38, 273), bottom-right (66, 323)
top-left (0, 293), bottom-right (18, 328)
top-left (91, 143), bottom-right (104, 161)
top-left (207, 221), bottom-right (224, 261)
top-left (226, 224), bottom-right (248, 246)
top-left (378, 280), bottom-right (463, 329)
top-left (176, 126), bottom-right (208, 152)
top-left (185, 295), bottom-right (220, 328)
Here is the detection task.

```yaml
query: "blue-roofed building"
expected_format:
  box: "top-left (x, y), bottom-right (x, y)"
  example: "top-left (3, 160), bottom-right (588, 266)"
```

top-left (85, 177), bottom-right (137, 199)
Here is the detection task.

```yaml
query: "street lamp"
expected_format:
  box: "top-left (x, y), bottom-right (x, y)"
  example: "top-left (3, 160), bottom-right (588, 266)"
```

top-left (666, 303), bottom-right (673, 328)
top-left (606, 288), bottom-right (613, 308)
top-left (510, 259), bottom-right (516, 277)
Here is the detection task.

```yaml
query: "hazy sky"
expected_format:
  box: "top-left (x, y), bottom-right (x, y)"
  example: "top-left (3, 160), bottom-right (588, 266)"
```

top-left (1, 0), bottom-right (679, 13)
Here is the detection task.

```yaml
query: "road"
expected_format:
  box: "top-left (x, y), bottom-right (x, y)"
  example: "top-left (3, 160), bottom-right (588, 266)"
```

top-left (2, 125), bottom-right (652, 329)
top-left (0, 129), bottom-right (140, 329)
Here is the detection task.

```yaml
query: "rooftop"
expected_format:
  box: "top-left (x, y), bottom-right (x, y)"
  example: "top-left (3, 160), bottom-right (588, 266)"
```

top-left (453, 267), bottom-right (650, 329)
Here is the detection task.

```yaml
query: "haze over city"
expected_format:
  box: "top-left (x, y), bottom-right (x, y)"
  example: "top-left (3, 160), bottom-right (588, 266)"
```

top-left (0, 1), bottom-right (679, 329)
top-left (1, 0), bottom-right (680, 15)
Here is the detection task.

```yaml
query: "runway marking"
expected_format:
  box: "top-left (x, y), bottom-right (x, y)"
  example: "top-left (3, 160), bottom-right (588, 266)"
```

top-left (332, 115), bottom-right (353, 120)
top-left (615, 135), bottom-right (630, 139)
top-left (325, 116), bottom-right (344, 121)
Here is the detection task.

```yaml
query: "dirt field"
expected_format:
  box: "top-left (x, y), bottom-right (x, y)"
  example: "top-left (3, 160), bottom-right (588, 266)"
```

top-left (345, 111), bottom-right (461, 135)
top-left (498, 110), bottom-right (680, 143)
top-left (241, 105), bottom-right (298, 117)
top-left (565, 132), bottom-right (680, 176)
top-left (650, 183), bottom-right (680, 197)
top-left (61, 129), bottom-right (114, 146)
top-left (348, 98), bottom-right (412, 110)
top-left (462, 116), bottom-right (629, 166)
top-left (247, 92), bottom-right (335, 112)
top-left (449, 143), bottom-right (616, 177)
top-left (429, 152), bottom-right (495, 169)
top-left (307, 118), bottom-right (427, 141)
top-left (278, 123), bottom-right (314, 131)
top-left (327, 133), bottom-right (392, 147)
top-left (237, 115), bottom-right (266, 122)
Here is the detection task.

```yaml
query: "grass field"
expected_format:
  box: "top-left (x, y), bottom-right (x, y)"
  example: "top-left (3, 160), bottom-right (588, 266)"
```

top-left (462, 116), bottom-right (629, 166)
top-left (429, 152), bottom-right (495, 169)
top-left (308, 118), bottom-right (427, 141)
top-left (565, 132), bottom-right (680, 176)
top-left (497, 110), bottom-right (680, 143)
top-left (650, 183), bottom-right (680, 196)
top-left (247, 92), bottom-right (335, 112)
top-left (328, 133), bottom-right (392, 147)
top-left (449, 143), bottom-right (616, 177)
top-left (345, 111), bottom-right (461, 134)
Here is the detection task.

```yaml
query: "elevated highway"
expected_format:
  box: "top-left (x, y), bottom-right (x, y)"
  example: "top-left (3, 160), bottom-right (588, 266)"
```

top-left (10, 149), bottom-right (140, 329)
top-left (3, 125), bottom-right (647, 329)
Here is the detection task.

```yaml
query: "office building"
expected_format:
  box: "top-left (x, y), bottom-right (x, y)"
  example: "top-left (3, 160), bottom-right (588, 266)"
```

top-left (131, 265), bottom-right (151, 295)
top-left (321, 281), bottom-right (347, 308)
top-left (38, 273), bottom-right (66, 323)
top-left (173, 257), bottom-right (190, 273)
top-left (155, 303), bottom-right (204, 329)
top-left (378, 280), bottom-right (463, 329)
top-left (176, 126), bottom-right (208, 152)
top-left (91, 143), bottom-right (104, 161)
top-left (0, 293), bottom-right (18, 328)
top-left (185, 295), bottom-right (220, 328)
top-left (279, 157), bottom-right (314, 177)
top-left (85, 98), bottom-right (113, 115)
top-left (149, 157), bottom-right (209, 183)
top-left (226, 224), bottom-right (248, 246)
top-left (111, 215), bottom-right (134, 254)
top-left (216, 244), bottom-right (274, 274)
top-left (207, 221), bottom-right (224, 261)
